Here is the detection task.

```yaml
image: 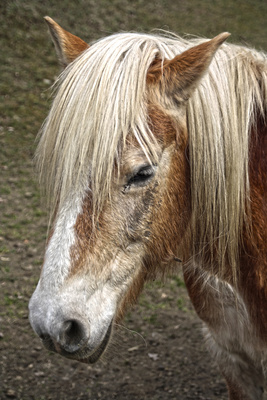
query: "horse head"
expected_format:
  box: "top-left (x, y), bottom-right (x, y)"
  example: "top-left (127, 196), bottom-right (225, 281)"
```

top-left (29, 18), bottom-right (228, 363)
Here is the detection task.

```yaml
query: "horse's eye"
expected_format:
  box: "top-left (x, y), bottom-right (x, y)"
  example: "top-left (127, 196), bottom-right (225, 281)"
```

top-left (124, 165), bottom-right (156, 191)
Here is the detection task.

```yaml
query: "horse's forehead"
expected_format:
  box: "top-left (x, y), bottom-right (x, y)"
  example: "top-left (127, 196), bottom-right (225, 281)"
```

top-left (147, 104), bottom-right (183, 147)
top-left (119, 108), bottom-right (178, 173)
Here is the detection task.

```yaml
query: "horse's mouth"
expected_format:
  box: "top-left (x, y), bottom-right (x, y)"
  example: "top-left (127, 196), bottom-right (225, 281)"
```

top-left (80, 322), bottom-right (113, 364)
top-left (41, 322), bottom-right (113, 364)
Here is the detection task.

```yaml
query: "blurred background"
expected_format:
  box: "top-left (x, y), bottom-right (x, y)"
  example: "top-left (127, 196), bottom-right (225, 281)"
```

top-left (1, 1), bottom-right (266, 399)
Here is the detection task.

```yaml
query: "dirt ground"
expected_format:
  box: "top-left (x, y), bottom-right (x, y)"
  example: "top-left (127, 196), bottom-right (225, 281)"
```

top-left (1, 1), bottom-right (267, 399)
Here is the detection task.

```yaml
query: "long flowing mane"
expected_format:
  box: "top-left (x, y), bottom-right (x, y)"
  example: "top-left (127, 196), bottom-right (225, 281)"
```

top-left (36, 31), bottom-right (267, 277)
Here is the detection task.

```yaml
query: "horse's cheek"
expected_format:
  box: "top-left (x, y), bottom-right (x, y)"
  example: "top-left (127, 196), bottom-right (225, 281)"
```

top-left (145, 148), bottom-right (190, 265)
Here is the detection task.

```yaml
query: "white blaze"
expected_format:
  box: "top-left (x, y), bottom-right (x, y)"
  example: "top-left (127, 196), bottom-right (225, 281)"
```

top-left (41, 192), bottom-right (83, 289)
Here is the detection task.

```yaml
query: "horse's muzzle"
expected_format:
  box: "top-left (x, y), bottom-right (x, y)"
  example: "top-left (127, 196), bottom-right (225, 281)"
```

top-left (31, 312), bottom-right (113, 363)
top-left (29, 276), bottom-right (116, 364)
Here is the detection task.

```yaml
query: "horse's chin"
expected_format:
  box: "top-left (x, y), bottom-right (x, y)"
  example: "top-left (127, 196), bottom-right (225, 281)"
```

top-left (41, 322), bottom-right (113, 364)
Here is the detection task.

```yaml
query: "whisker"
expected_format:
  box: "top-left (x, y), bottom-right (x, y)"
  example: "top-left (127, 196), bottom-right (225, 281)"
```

top-left (114, 322), bottom-right (148, 348)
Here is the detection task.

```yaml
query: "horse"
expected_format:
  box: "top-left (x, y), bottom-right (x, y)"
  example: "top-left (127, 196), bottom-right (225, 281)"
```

top-left (29, 17), bottom-right (267, 399)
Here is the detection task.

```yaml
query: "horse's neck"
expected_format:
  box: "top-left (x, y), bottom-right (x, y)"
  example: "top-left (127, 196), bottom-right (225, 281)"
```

top-left (240, 114), bottom-right (267, 338)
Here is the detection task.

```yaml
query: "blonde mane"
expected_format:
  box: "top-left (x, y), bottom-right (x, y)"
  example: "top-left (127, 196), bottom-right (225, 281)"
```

top-left (36, 31), bottom-right (267, 277)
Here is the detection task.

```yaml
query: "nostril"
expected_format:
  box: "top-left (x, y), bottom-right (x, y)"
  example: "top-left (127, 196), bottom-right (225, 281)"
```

top-left (60, 319), bottom-right (87, 352)
top-left (39, 333), bottom-right (49, 341)
top-left (63, 320), bottom-right (83, 341)
top-left (32, 319), bottom-right (88, 354)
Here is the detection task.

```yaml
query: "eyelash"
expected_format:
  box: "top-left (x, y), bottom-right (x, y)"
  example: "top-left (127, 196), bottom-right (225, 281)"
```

top-left (123, 165), bottom-right (156, 192)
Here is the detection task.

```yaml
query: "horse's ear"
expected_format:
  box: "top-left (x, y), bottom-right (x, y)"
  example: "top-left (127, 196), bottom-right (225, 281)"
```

top-left (44, 16), bottom-right (89, 67)
top-left (147, 33), bottom-right (230, 103)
